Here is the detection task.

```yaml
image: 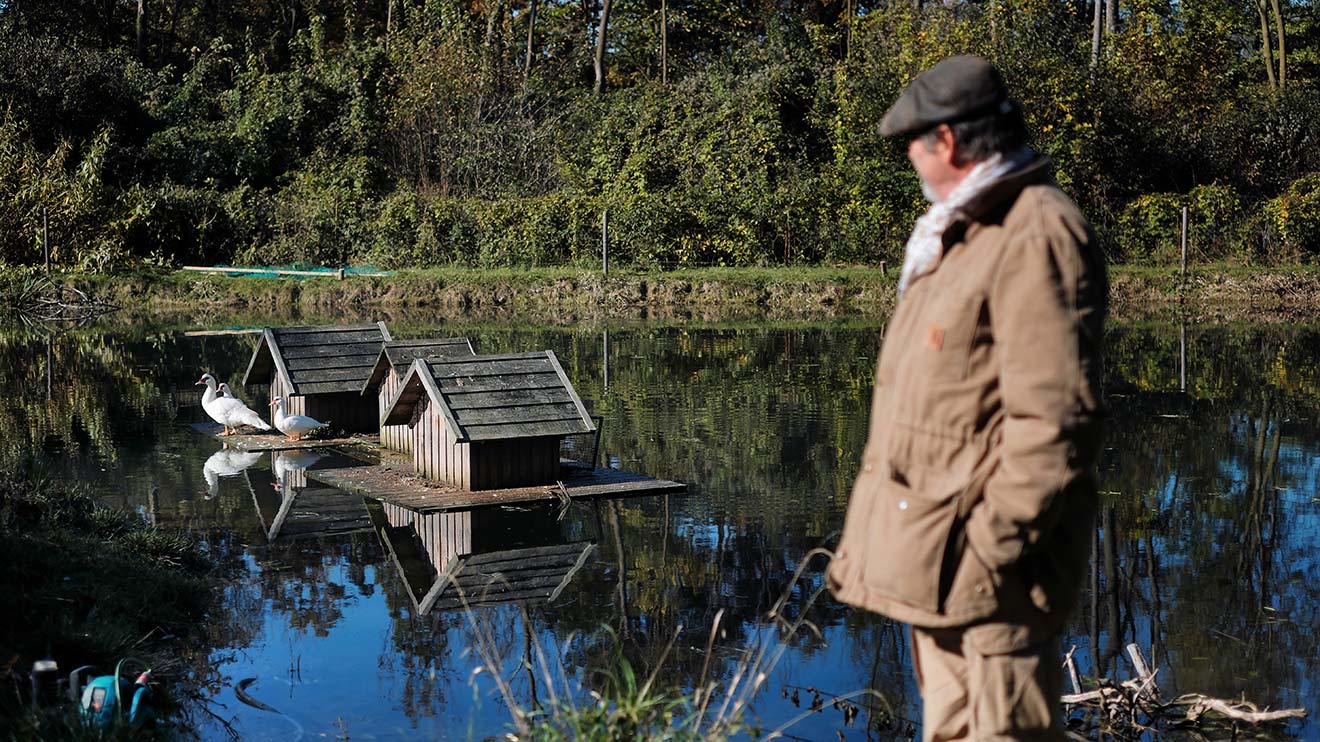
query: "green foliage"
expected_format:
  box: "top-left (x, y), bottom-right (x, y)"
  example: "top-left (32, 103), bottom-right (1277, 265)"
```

top-left (1262, 174), bottom-right (1320, 259)
top-left (3, 0), bottom-right (1320, 270)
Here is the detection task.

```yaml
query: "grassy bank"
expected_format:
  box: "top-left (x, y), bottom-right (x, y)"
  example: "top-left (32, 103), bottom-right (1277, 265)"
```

top-left (9, 264), bottom-right (1320, 323)
top-left (0, 472), bottom-right (220, 739)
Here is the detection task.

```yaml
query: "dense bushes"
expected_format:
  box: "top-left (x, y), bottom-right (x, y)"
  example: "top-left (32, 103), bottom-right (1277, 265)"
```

top-left (3, 1), bottom-right (1320, 272)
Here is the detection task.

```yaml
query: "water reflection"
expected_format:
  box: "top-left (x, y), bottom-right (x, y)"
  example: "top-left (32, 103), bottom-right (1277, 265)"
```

top-left (248, 449), bottom-right (373, 542)
top-left (202, 446), bottom-right (262, 500)
top-left (367, 502), bottom-right (597, 615)
top-left (0, 320), bottom-right (1317, 739)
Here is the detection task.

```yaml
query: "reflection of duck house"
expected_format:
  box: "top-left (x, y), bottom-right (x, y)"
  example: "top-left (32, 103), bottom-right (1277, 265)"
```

top-left (380, 352), bottom-right (597, 490)
top-left (242, 323), bottom-right (392, 433)
top-left (360, 338), bottom-right (477, 453)
top-left (368, 501), bottom-right (595, 614)
top-left (246, 451), bottom-right (373, 541)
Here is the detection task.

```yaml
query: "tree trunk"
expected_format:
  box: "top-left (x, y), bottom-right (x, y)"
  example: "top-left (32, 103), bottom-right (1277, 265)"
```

top-left (385, 0), bottom-right (393, 49)
top-left (593, 0), bottom-right (613, 95)
top-left (1089, 0), bottom-right (1102, 69)
top-left (1105, 0), bottom-right (1115, 32)
top-left (1256, 0), bottom-right (1278, 88)
top-left (660, 0), bottom-right (667, 85)
top-left (136, 0), bottom-right (147, 61)
top-left (1269, 0), bottom-right (1286, 89)
top-left (524, 0), bottom-right (538, 79)
top-left (845, 0), bottom-right (854, 58)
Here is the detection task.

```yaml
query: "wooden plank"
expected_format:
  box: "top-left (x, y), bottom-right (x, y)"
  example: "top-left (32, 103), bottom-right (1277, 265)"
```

top-left (453, 403), bottom-right (582, 427)
top-left (281, 342), bottom-right (386, 360)
top-left (446, 388), bottom-right (574, 410)
top-left (435, 374), bottom-right (565, 394)
top-left (465, 420), bottom-right (592, 441)
top-left (429, 587), bottom-right (563, 610)
top-left (274, 329), bottom-right (385, 348)
top-left (452, 573), bottom-right (577, 594)
top-left (428, 357), bottom-right (554, 378)
top-left (285, 365), bottom-right (377, 384)
top-left (377, 320), bottom-right (393, 343)
top-left (283, 353), bottom-right (381, 372)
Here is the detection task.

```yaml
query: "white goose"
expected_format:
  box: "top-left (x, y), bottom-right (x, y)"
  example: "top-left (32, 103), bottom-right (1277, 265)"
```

top-left (195, 374), bottom-right (272, 436)
top-left (270, 396), bottom-right (329, 442)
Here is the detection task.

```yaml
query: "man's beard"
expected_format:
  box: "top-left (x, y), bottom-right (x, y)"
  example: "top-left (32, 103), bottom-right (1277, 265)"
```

top-left (920, 177), bottom-right (942, 204)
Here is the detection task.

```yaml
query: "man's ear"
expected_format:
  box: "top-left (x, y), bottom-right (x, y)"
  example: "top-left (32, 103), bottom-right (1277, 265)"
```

top-left (932, 124), bottom-right (966, 167)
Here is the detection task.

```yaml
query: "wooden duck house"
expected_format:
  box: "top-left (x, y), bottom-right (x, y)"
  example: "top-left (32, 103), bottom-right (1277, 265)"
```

top-left (242, 323), bottom-right (391, 433)
top-left (361, 338), bottom-right (476, 453)
top-left (367, 501), bottom-right (595, 614)
top-left (380, 351), bottom-right (597, 490)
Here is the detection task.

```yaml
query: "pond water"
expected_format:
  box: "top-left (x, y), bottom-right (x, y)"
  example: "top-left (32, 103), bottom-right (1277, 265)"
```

top-left (2, 316), bottom-right (1318, 740)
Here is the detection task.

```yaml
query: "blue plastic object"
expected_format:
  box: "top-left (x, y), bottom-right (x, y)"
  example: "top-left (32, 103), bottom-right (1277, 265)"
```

top-left (77, 659), bottom-right (153, 728)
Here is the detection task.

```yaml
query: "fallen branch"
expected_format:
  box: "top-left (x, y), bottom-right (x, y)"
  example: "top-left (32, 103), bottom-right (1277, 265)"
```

top-left (1175, 694), bottom-right (1308, 724)
top-left (1061, 642), bottom-right (1306, 734)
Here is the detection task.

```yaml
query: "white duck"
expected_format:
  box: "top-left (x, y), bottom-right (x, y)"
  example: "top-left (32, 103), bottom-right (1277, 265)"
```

top-left (202, 446), bottom-right (263, 500)
top-left (195, 373), bottom-right (272, 436)
top-left (270, 396), bottom-right (329, 442)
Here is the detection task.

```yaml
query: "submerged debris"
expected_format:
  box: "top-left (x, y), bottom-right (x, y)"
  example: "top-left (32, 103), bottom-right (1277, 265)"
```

top-left (1062, 642), bottom-right (1307, 735)
top-left (11, 276), bottom-right (119, 323)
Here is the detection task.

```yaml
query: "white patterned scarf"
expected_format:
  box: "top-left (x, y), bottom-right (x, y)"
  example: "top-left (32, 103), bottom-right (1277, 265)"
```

top-left (898, 148), bottom-right (1035, 295)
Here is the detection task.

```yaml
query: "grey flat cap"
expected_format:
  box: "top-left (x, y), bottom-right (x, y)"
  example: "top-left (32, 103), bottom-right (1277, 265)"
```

top-left (879, 55), bottom-right (1014, 138)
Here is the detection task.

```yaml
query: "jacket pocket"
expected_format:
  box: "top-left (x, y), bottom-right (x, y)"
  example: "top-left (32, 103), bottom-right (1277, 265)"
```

top-left (908, 293), bottom-right (983, 384)
top-left (861, 462), bottom-right (968, 613)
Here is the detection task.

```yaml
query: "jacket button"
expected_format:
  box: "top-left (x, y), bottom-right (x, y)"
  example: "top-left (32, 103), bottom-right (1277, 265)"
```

top-left (975, 584), bottom-right (986, 594)
top-left (863, 463), bottom-right (873, 472)
top-left (897, 499), bottom-right (908, 510)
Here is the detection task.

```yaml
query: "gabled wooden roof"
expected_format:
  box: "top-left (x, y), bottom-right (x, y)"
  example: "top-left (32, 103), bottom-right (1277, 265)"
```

top-left (242, 322), bottom-right (392, 395)
top-left (361, 338), bottom-right (477, 395)
top-left (418, 542), bottom-right (596, 614)
top-left (381, 351), bottom-right (597, 442)
top-left (365, 502), bottom-right (596, 614)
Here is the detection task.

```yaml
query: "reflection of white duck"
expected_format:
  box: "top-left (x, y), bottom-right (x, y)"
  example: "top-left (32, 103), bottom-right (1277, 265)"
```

top-left (203, 446), bottom-right (263, 500)
top-left (195, 374), bottom-right (272, 436)
top-left (271, 449), bottom-right (325, 493)
top-left (270, 397), bottom-right (329, 442)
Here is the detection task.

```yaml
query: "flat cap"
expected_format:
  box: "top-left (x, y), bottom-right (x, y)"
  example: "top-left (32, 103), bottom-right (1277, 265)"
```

top-left (879, 55), bottom-right (1014, 138)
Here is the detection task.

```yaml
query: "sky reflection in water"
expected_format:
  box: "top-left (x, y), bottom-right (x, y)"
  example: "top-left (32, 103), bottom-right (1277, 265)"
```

top-left (1, 320), bottom-right (1317, 740)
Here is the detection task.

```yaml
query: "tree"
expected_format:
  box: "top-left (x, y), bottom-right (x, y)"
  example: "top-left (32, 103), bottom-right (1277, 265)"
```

top-left (593, 0), bottom-right (612, 95)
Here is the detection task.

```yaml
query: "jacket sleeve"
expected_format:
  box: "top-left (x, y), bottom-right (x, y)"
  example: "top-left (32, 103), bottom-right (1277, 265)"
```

top-left (964, 221), bottom-right (1097, 578)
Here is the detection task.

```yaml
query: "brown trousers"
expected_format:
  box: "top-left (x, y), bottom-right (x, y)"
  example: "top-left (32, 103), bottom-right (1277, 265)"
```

top-left (911, 625), bottom-right (1066, 742)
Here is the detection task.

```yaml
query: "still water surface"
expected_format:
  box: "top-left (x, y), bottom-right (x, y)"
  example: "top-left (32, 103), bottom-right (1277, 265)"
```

top-left (2, 318), bottom-right (1318, 740)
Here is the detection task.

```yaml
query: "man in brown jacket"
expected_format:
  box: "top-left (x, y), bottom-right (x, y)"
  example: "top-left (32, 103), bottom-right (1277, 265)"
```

top-left (827, 56), bottom-right (1107, 741)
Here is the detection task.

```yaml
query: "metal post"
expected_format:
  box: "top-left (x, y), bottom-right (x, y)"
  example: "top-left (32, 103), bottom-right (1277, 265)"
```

top-left (42, 207), bottom-right (49, 274)
top-left (1179, 323), bottom-right (1186, 393)
top-left (1180, 206), bottom-right (1188, 276)
top-left (601, 209), bottom-right (609, 276)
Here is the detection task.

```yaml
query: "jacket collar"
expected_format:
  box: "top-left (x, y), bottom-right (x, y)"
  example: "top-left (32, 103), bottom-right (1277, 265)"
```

top-left (958, 154), bottom-right (1054, 224)
top-left (938, 154), bottom-right (1052, 251)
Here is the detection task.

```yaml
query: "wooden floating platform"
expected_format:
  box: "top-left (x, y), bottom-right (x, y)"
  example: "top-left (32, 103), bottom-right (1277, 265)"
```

top-left (307, 460), bottom-right (686, 513)
top-left (188, 423), bottom-right (377, 452)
